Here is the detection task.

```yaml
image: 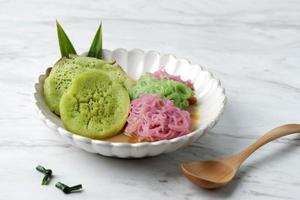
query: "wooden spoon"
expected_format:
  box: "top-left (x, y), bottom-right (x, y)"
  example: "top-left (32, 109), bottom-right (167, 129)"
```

top-left (181, 124), bottom-right (300, 189)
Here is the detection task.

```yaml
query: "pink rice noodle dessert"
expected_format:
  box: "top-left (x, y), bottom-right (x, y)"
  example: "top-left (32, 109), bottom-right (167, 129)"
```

top-left (125, 94), bottom-right (192, 142)
top-left (153, 68), bottom-right (194, 90)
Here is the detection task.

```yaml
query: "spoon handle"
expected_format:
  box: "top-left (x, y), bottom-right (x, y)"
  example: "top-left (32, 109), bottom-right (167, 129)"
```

top-left (226, 124), bottom-right (300, 166)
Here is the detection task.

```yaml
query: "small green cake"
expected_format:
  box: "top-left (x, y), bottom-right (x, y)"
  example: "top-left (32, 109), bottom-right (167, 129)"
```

top-left (59, 71), bottom-right (130, 139)
top-left (43, 55), bottom-right (134, 115)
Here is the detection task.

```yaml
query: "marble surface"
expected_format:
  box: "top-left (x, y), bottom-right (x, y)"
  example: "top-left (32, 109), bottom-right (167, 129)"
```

top-left (0, 0), bottom-right (300, 199)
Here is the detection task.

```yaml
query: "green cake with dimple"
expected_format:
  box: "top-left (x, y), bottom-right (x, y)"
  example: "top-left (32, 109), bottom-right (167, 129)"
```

top-left (43, 55), bottom-right (134, 115)
top-left (59, 71), bottom-right (130, 139)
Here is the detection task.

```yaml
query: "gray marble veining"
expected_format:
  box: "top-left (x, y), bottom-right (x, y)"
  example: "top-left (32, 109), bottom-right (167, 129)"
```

top-left (0, 0), bottom-right (300, 199)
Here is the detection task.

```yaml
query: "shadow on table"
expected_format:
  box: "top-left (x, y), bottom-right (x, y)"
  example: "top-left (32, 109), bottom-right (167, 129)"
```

top-left (73, 102), bottom-right (300, 198)
top-left (86, 134), bottom-right (300, 198)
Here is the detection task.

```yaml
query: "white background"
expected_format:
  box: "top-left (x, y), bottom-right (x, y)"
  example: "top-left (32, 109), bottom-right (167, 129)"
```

top-left (0, 0), bottom-right (300, 199)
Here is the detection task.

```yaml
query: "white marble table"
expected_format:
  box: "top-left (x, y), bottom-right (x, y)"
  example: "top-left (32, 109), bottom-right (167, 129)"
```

top-left (0, 0), bottom-right (300, 199)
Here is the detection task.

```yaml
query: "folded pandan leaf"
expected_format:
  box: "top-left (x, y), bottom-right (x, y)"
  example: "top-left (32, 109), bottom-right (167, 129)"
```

top-left (56, 20), bottom-right (77, 57)
top-left (87, 23), bottom-right (102, 59)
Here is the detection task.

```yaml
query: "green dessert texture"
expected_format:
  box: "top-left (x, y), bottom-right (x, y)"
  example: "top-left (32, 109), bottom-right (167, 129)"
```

top-left (43, 55), bottom-right (134, 115)
top-left (59, 71), bottom-right (130, 139)
top-left (129, 74), bottom-right (194, 110)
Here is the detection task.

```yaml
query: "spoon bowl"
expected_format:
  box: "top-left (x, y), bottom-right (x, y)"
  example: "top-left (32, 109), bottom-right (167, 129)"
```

top-left (181, 160), bottom-right (236, 189)
top-left (181, 124), bottom-right (300, 189)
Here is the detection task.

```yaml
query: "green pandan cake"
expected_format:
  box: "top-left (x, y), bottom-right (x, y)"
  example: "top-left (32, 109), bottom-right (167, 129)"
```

top-left (43, 55), bottom-right (134, 115)
top-left (59, 71), bottom-right (130, 139)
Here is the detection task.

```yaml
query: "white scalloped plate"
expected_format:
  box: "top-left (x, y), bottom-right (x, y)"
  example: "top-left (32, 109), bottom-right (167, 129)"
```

top-left (33, 49), bottom-right (226, 158)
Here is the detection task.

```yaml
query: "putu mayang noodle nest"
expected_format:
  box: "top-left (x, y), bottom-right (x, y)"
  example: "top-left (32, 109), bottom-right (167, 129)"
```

top-left (153, 68), bottom-right (194, 90)
top-left (125, 94), bottom-right (192, 142)
top-left (129, 73), bottom-right (194, 110)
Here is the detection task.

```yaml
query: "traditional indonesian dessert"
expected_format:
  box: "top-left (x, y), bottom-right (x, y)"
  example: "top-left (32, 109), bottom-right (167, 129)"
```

top-left (43, 21), bottom-right (199, 142)
top-left (59, 71), bottom-right (130, 139)
top-left (129, 73), bottom-right (194, 110)
top-left (125, 94), bottom-right (192, 142)
top-left (154, 68), bottom-right (194, 90)
top-left (44, 55), bottom-right (134, 115)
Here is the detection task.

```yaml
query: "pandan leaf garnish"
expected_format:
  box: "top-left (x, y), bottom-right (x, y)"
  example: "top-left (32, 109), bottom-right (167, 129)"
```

top-left (56, 20), bottom-right (77, 57)
top-left (35, 165), bottom-right (53, 185)
top-left (87, 23), bottom-right (103, 59)
top-left (55, 182), bottom-right (83, 194)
